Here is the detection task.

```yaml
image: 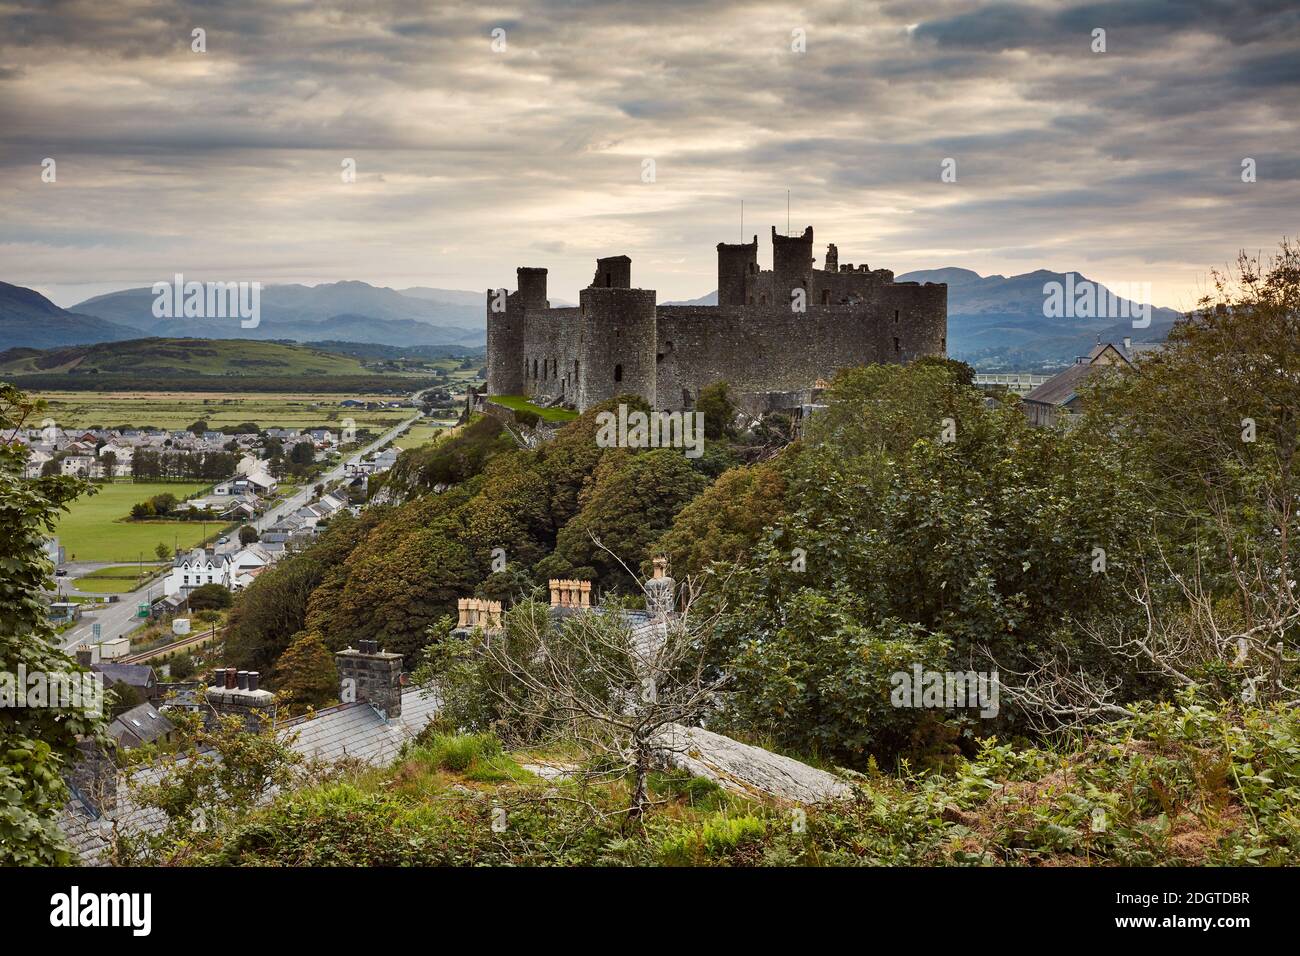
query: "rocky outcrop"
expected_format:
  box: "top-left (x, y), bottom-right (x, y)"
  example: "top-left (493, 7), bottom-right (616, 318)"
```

top-left (651, 724), bottom-right (852, 804)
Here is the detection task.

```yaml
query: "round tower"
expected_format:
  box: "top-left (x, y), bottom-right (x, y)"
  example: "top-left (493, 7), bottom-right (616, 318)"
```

top-left (577, 287), bottom-right (657, 411)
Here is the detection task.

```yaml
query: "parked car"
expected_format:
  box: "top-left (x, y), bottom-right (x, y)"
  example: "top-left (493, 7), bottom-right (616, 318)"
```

top-left (54, 568), bottom-right (68, 577)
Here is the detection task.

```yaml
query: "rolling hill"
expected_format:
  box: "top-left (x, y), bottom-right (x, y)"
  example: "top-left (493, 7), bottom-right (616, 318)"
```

top-left (0, 338), bottom-right (384, 378)
top-left (0, 281), bottom-right (139, 349)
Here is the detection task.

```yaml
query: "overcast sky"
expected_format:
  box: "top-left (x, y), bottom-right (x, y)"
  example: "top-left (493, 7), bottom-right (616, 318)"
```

top-left (2, 0), bottom-right (1297, 309)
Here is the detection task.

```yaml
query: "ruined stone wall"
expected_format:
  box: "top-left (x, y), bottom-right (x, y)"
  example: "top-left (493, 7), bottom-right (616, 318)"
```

top-left (655, 280), bottom-right (946, 409)
top-left (521, 307), bottom-right (582, 403)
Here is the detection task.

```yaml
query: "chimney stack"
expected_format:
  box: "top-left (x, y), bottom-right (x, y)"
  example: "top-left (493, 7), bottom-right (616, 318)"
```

top-left (548, 579), bottom-right (591, 609)
top-left (207, 666), bottom-right (276, 731)
top-left (644, 557), bottom-right (676, 618)
top-left (335, 644), bottom-right (404, 720)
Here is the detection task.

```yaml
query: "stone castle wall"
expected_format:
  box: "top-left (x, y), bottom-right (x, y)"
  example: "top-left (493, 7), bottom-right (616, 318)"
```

top-left (488, 227), bottom-right (947, 413)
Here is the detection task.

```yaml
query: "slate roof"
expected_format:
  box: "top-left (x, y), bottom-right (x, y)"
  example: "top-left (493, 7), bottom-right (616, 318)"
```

top-left (1022, 362), bottom-right (1093, 407)
top-left (93, 663), bottom-right (156, 689)
top-left (60, 684), bottom-right (441, 865)
top-left (108, 703), bottom-right (175, 748)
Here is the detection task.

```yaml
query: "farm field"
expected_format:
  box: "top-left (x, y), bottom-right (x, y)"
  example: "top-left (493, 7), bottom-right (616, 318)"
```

top-left (33, 391), bottom-right (418, 432)
top-left (53, 481), bottom-right (217, 563)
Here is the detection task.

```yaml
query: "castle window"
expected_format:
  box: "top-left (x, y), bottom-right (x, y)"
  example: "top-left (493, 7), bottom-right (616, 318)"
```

top-left (941, 337), bottom-right (946, 351)
top-left (893, 337), bottom-right (900, 353)
top-left (657, 353), bottom-right (664, 363)
top-left (574, 360), bottom-right (579, 379)
top-left (542, 360), bottom-right (547, 380)
top-left (552, 358), bottom-right (557, 377)
top-left (894, 309), bottom-right (900, 323)
top-left (822, 290), bottom-right (831, 305)
top-left (614, 364), bottom-right (623, 383)
top-left (533, 359), bottom-right (538, 379)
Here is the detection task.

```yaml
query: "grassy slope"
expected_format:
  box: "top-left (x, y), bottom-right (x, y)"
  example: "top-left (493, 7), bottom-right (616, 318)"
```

top-left (53, 481), bottom-right (215, 563)
top-left (392, 423), bottom-right (451, 450)
top-left (0, 338), bottom-right (375, 377)
top-left (488, 394), bottom-right (580, 422)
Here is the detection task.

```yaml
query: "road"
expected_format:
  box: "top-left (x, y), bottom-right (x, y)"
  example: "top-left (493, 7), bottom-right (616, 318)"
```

top-left (56, 401), bottom-right (426, 653)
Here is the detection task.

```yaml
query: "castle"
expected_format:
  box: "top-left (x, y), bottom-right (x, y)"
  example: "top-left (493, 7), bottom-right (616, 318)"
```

top-left (486, 225), bottom-right (948, 414)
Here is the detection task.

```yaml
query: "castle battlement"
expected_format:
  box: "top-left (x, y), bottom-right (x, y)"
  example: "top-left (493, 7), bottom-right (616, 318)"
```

top-left (486, 225), bottom-right (947, 414)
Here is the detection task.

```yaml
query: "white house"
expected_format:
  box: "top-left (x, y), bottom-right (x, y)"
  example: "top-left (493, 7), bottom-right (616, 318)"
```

top-left (60, 455), bottom-right (100, 478)
top-left (24, 449), bottom-right (52, 478)
top-left (164, 548), bottom-right (233, 596)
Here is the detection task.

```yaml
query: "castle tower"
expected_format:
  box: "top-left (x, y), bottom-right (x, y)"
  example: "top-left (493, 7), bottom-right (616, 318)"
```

top-left (577, 274), bottom-right (657, 410)
top-left (516, 266), bottom-right (548, 309)
top-left (591, 255), bottom-right (631, 289)
top-left (716, 236), bottom-right (758, 306)
top-left (486, 267), bottom-right (547, 397)
top-left (772, 225), bottom-right (814, 302)
top-left (823, 243), bottom-right (838, 273)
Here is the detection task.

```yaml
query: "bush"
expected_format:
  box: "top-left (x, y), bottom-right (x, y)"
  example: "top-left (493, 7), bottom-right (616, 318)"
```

top-left (659, 813), bottom-right (767, 864)
top-left (417, 733), bottom-right (503, 773)
top-left (188, 583), bottom-right (232, 611)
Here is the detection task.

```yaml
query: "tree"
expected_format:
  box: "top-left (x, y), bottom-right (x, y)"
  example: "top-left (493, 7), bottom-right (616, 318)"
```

top-left (100, 450), bottom-right (117, 480)
top-left (187, 419), bottom-right (209, 434)
top-left (695, 381), bottom-right (736, 440)
top-left (154, 542), bottom-right (171, 561)
top-left (1005, 240), bottom-right (1300, 725)
top-left (0, 382), bottom-right (106, 864)
top-left (272, 631), bottom-right (338, 710)
top-left (115, 711), bottom-right (303, 864)
top-left (707, 361), bottom-right (1151, 761)
top-left (238, 525), bottom-right (259, 545)
top-left (553, 449), bottom-right (707, 589)
top-left (188, 583), bottom-right (232, 611)
top-left (424, 578), bottom-right (726, 819)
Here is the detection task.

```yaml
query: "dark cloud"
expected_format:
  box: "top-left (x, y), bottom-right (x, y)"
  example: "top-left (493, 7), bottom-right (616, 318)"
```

top-left (0, 0), bottom-right (1296, 307)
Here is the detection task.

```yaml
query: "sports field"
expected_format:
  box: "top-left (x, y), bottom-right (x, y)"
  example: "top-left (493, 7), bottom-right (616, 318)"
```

top-left (53, 481), bottom-right (218, 563)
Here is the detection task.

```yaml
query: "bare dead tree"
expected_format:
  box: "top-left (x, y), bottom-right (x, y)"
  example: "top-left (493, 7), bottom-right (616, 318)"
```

top-left (469, 547), bottom-right (728, 819)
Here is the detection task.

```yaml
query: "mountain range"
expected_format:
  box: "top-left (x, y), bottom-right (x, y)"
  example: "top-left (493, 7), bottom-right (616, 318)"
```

top-left (0, 280), bottom-right (486, 351)
top-left (2, 269), bottom-right (1182, 368)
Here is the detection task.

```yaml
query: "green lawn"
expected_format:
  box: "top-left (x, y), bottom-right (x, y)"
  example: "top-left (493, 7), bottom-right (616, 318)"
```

top-left (488, 395), bottom-right (579, 423)
top-left (53, 481), bottom-right (217, 563)
top-left (72, 563), bottom-right (168, 593)
top-left (392, 423), bottom-right (451, 450)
